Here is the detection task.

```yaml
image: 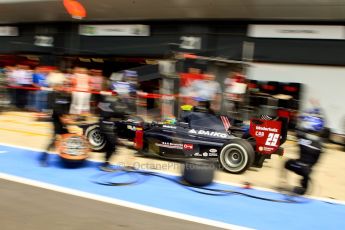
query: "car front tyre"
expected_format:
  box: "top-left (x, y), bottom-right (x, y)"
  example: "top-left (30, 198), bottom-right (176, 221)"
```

top-left (85, 125), bottom-right (107, 151)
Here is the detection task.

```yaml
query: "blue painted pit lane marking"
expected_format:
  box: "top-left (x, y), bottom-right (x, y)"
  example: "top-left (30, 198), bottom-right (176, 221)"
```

top-left (0, 144), bottom-right (345, 230)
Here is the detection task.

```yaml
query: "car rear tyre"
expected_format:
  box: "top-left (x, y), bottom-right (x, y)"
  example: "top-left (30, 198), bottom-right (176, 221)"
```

top-left (85, 125), bottom-right (107, 151)
top-left (219, 139), bottom-right (255, 174)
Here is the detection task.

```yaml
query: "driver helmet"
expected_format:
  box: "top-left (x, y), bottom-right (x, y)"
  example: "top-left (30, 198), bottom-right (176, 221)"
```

top-left (181, 104), bottom-right (193, 111)
top-left (163, 116), bottom-right (176, 125)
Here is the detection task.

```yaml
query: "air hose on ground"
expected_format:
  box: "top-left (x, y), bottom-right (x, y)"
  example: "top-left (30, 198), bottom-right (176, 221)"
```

top-left (90, 159), bottom-right (309, 204)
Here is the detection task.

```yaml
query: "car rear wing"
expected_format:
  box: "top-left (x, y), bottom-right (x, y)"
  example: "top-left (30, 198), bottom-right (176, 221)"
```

top-left (249, 117), bottom-right (288, 155)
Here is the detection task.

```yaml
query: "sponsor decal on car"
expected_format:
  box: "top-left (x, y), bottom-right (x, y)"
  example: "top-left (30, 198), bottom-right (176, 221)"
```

top-left (255, 131), bottom-right (264, 137)
top-left (264, 147), bottom-right (274, 151)
top-left (263, 146), bottom-right (276, 152)
top-left (162, 125), bottom-right (177, 129)
top-left (200, 149), bottom-right (218, 157)
top-left (194, 152), bottom-right (202, 156)
top-left (155, 142), bottom-right (183, 150)
top-left (183, 143), bottom-right (194, 150)
top-left (189, 129), bottom-right (197, 134)
top-left (255, 126), bottom-right (279, 133)
top-left (188, 129), bottom-right (227, 138)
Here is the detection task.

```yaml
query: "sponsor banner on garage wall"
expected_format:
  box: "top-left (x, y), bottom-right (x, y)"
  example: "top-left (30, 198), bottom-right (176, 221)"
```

top-left (0, 26), bottom-right (18, 36)
top-left (34, 36), bottom-right (54, 47)
top-left (248, 24), bottom-right (345, 40)
top-left (179, 36), bottom-right (202, 50)
top-left (79, 24), bottom-right (150, 36)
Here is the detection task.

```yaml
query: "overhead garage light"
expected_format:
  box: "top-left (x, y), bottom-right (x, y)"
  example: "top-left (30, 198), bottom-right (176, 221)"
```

top-left (63, 0), bottom-right (86, 20)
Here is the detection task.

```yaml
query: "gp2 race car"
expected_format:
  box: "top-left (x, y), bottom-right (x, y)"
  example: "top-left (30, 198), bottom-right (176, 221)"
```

top-left (82, 111), bottom-right (287, 174)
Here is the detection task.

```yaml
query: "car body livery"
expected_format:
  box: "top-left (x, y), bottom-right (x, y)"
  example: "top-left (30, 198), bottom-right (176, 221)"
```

top-left (83, 111), bottom-right (287, 174)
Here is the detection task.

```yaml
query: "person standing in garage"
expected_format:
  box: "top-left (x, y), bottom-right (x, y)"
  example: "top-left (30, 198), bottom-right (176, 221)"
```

top-left (69, 67), bottom-right (91, 116)
top-left (190, 72), bottom-right (222, 112)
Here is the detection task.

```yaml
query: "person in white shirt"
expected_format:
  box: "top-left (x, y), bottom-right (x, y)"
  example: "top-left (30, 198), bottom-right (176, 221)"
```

top-left (47, 69), bottom-right (66, 88)
top-left (223, 72), bottom-right (247, 113)
top-left (69, 67), bottom-right (91, 115)
top-left (12, 65), bottom-right (33, 109)
top-left (190, 73), bottom-right (222, 111)
top-left (5, 66), bottom-right (17, 106)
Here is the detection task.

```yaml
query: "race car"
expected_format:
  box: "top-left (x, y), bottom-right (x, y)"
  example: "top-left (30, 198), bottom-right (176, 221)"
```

top-left (82, 109), bottom-right (287, 174)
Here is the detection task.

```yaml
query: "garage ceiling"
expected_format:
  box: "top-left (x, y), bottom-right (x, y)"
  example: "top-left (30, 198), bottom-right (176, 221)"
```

top-left (0, 0), bottom-right (345, 23)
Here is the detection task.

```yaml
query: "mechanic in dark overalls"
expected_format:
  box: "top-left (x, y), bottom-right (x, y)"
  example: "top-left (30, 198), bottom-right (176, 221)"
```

top-left (284, 107), bottom-right (326, 195)
top-left (97, 95), bottom-right (128, 171)
top-left (39, 83), bottom-right (72, 166)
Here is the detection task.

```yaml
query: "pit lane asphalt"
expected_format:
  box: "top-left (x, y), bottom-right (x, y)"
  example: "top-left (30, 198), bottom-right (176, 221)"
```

top-left (0, 179), bottom-right (224, 230)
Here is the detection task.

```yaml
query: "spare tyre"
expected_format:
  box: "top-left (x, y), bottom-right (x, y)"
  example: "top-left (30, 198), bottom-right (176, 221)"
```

top-left (182, 158), bottom-right (215, 186)
top-left (56, 133), bottom-right (89, 167)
